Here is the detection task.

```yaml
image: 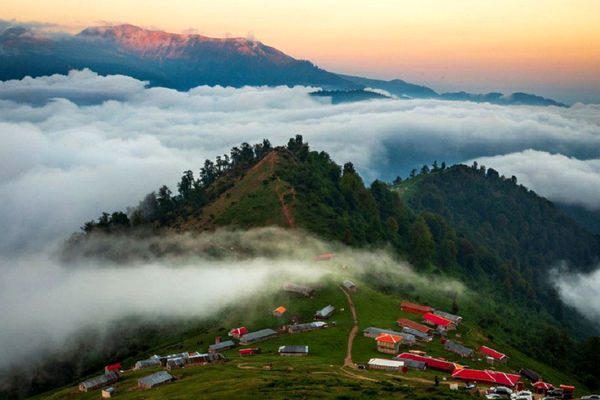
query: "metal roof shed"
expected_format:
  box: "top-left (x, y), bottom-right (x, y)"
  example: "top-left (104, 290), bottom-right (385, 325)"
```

top-left (209, 340), bottom-right (235, 353)
top-left (278, 345), bottom-right (309, 356)
top-left (79, 371), bottom-right (118, 392)
top-left (138, 371), bottom-right (174, 389)
top-left (240, 328), bottom-right (278, 345)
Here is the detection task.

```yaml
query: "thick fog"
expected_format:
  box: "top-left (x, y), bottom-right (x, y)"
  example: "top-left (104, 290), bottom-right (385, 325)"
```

top-left (1, 70), bottom-right (599, 254)
top-left (552, 264), bottom-right (600, 324)
top-left (1, 70), bottom-right (599, 361)
top-left (471, 150), bottom-right (600, 210)
top-left (0, 227), bottom-right (465, 365)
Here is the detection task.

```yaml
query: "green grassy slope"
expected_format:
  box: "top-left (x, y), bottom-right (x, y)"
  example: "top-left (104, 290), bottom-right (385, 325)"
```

top-left (36, 273), bottom-right (588, 399)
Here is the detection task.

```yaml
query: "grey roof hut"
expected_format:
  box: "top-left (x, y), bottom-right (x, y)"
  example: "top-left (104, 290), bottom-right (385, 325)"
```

top-left (283, 282), bottom-right (315, 297)
top-left (363, 327), bottom-right (408, 339)
top-left (78, 371), bottom-right (118, 392)
top-left (166, 357), bottom-right (186, 370)
top-left (402, 327), bottom-right (432, 342)
top-left (342, 280), bottom-right (357, 291)
top-left (393, 357), bottom-right (427, 370)
top-left (134, 357), bottom-right (161, 370)
top-left (208, 340), bottom-right (235, 353)
top-left (314, 305), bottom-right (335, 320)
top-left (278, 345), bottom-right (309, 356)
top-left (444, 340), bottom-right (473, 357)
top-left (433, 310), bottom-right (462, 324)
top-left (288, 321), bottom-right (326, 334)
top-left (138, 371), bottom-right (174, 389)
top-left (240, 328), bottom-right (278, 345)
top-left (187, 352), bottom-right (226, 365)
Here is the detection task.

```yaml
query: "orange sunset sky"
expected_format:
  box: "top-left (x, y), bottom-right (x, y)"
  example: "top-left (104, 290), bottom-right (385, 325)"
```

top-left (2, 0), bottom-right (599, 103)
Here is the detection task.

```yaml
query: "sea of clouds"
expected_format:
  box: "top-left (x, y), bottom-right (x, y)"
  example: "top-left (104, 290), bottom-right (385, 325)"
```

top-left (0, 69), bottom-right (599, 360)
top-left (1, 69), bottom-right (599, 254)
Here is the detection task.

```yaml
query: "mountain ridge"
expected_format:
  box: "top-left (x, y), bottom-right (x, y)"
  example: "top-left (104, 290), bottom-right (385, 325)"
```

top-left (0, 22), bottom-right (568, 106)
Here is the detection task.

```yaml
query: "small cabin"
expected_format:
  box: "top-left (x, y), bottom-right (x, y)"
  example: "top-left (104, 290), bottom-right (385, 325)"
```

top-left (79, 371), bottom-right (118, 392)
top-left (209, 340), bottom-right (235, 353)
top-left (138, 371), bottom-right (174, 389)
top-left (367, 358), bottom-right (404, 371)
top-left (101, 387), bottom-right (116, 398)
top-left (240, 328), bottom-right (278, 345)
top-left (278, 345), bottom-right (308, 356)
top-left (342, 280), bottom-right (357, 292)
top-left (444, 340), bottom-right (473, 358)
top-left (238, 348), bottom-right (261, 357)
top-left (314, 305), bottom-right (335, 320)
top-left (376, 333), bottom-right (403, 354)
top-left (400, 301), bottom-right (433, 315)
top-left (273, 306), bottom-right (287, 317)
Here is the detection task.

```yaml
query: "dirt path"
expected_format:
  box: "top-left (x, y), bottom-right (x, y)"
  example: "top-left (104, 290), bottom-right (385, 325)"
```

top-left (339, 286), bottom-right (358, 369)
top-left (275, 179), bottom-right (296, 229)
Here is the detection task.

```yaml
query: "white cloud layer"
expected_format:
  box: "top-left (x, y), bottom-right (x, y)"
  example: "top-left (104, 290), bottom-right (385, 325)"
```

top-left (471, 150), bottom-right (600, 210)
top-left (0, 69), bottom-right (599, 253)
top-left (552, 265), bottom-right (600, 325)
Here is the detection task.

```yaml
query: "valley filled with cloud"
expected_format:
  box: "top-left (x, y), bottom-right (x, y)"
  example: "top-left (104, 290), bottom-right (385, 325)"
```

top-left (1, 69), bottom-right (599, 254)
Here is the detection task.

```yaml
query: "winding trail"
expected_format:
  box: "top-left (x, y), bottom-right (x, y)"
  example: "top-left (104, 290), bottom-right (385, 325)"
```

top-left (339, 286), bottom-right (358, 369)
top-left (275, 179), bottom-right (296, 229)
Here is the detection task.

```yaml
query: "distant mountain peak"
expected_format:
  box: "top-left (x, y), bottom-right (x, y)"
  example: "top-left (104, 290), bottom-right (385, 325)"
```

top-left (77, 24), bottom-right (281, 61)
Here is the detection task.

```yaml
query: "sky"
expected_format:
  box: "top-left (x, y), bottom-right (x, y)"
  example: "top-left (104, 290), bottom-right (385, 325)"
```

top-left (1, 0), bottom-right (599, 103)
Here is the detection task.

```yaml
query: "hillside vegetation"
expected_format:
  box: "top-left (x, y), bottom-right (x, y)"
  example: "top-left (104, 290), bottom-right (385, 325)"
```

top-left (61, 136), bottom-right (600, 395)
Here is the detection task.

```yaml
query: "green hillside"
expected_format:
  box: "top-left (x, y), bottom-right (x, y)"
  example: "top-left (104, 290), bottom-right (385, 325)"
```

top-left (32, 273), bottom-right (591, 400)
top-left (34, 136), bottom-right (599, 399)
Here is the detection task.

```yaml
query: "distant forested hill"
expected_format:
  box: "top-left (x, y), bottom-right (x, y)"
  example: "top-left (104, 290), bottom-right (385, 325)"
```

top-left (396, 164), bottom-right (599, 276)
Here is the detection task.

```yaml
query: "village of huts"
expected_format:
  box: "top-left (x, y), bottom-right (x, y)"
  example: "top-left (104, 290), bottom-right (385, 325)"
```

top-left (64, 272), bottom-right (587, 399)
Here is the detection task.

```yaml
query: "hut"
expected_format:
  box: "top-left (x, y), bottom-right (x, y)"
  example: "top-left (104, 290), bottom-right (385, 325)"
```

top-left (402, 327), bottom-right (432, 342)
top-left (166, 357), bottom-right (186, 370)
top-left (314, 305), bottom-right (335, 320)
top-left (314, 253), bottom-right (334, 261)
top-left (533, 381), bottom-right (554, 395)
top-left (101, 387), bottom-right (116, 398)
top-left (342, 280), bottom-right (357, 292)
top-left (209, 340), bottom-right (235, 353)
top-left (392, 356), bottom-right (427, 370)
top-left (397, 352), bottom-right (460, 372)
top-left (187, 352), bottom-right (225, 365)
top-left (519, 368), bottom-right (540, 382)
top-left (159, 352), bottom-right (189, 367)
top-left (396, 318), bottom-right (432, 334)
top-left (479, 346), bottom-right (507, 364)
top-left (238, 348), bottom-right (261, 356)
top-left (134, 357), bottom-right (161, 370)
top-left (367, 358), bottom-right (404, 371)
top-left (444, 340), bottom-right (473, 358)
top-left (376, 333), bottom-right (403, 354)
top-left (273, 306), bottom-right (287, 317)
top-left (363, 327), bottom-right (403, 338)
top-left (283, 282), bottom-right (315, 297)
top-left (452, 368), bottom-right (521, 387)
top-left (279, 345), bottom-right (309, 356)
top-left (240, 328), bottom-right (278, 345)
top-left (363, 327), bottom-right (415, 344)
top-left (138, 371), bottom-right (174, 389)
top-left (400, 301), bottom-right (433, 315)
top-left (228, 327), bottom-right (248, 338)
top-left (79, 371), bottom-right (119, 392)
top-left (288, 321), bottom-right (326, 334)
top-left (423, 313), bottom-right (455, 330)
top-left (433, 310), bottom-right (462, 324)
top-left (104, 363), bottom-right (121, 374)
